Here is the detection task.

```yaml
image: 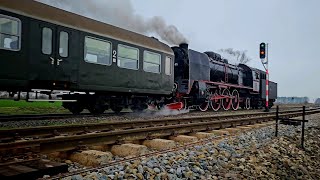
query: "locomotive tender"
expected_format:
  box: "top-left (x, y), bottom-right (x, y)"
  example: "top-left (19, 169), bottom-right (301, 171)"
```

top-left (0, 0), bottom-right (277, 114)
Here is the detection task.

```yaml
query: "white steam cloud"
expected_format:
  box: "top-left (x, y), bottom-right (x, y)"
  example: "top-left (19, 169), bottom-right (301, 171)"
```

top-left (218, 48), bottom-right (252, 65)
top-left (153, 107), bottom-right (190, 116)
top-left (36, 0), bottom-right (188, 45)
top-left (133, 107), bottom-right (190, 118)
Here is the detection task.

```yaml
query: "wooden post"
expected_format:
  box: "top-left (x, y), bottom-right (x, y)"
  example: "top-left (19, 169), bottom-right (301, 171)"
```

top-left (301, 106), bottom-right (306, 149)
top-left (275, 105), bottom-right (279, 137)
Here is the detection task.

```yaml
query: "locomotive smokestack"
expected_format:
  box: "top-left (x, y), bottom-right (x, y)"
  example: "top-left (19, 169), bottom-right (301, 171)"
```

top-left (179, 43), bottom-right (188, 50)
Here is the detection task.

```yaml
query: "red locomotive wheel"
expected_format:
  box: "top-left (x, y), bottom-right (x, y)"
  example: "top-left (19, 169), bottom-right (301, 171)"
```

top-left (198, 101), bottom-right (209, 112)
top-left (222, 89), bottom-right (231, 111)
top-left (210, 92), bottom-right (221, 111)
top-left (231, 90), bottom-right (240, 110)
top-left (181, 99), bottom-right (188, 111)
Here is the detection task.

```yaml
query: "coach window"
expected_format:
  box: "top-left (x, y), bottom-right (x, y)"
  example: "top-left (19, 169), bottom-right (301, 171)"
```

top-left (42, 27), bottom-right (52, 55)
top-left (117, 44), bottom-right (139, 70)
top-left (0, 15), bottom-right (21, 51)
top-left (84, 37), bottom-right (111, 65)
top-left (59, 31), bottom-right (68, 57)
top-left (165, 56), bottom-right (172, 75)
top-left (144, 51), bottom-right (161, 73)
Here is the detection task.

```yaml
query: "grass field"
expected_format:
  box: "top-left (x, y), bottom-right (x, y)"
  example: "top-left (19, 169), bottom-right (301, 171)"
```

top-left (0, 100), bottom-right (68, 115)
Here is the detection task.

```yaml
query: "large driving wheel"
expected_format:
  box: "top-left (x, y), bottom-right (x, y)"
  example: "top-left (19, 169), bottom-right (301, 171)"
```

top-left (198, 100), bottom-right (209, 112)
top-left (210, 92), bottom-right (221, 111)
top-left (222, 89), bottom-right (231, 111)
top-left (231, 89), bottom-right (240, 110)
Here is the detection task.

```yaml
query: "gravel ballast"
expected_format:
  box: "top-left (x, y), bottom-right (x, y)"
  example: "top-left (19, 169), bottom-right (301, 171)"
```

top-left (53, 113), bottom-right (320, 180)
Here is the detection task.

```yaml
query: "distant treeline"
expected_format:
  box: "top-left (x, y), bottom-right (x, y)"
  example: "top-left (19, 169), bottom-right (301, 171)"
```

top-left (276, 97), bottom-right (309, 104)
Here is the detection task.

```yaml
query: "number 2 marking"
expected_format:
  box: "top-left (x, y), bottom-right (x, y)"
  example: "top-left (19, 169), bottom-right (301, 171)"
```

top-left (112, 50), bottom-right (117, 63)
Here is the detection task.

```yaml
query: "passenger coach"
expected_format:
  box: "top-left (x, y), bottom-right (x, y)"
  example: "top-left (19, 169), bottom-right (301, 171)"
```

top-left (0, 0), bottom-right (175, 114)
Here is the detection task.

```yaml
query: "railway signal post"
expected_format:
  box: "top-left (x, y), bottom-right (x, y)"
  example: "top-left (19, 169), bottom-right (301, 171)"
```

top-left (260, 42), bottom-right (269, 112)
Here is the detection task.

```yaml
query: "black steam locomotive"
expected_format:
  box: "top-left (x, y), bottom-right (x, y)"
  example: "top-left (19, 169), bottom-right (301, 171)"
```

top-left (0, 0), bottom-right (277, 114)
top-left (172, 43), bottom-right (277, 111)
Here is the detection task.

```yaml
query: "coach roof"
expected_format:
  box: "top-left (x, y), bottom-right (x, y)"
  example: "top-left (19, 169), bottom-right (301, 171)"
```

top-left (0, 0), bottom-right (173, 55)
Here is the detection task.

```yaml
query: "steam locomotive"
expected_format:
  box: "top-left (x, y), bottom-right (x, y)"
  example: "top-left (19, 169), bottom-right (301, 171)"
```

top-left (172, 43), bottom-right (277, 111)
top-left (0, 0), bottom-right (277, 114)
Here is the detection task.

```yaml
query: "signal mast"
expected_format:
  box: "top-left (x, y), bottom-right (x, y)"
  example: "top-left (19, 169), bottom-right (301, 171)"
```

top-left (260, 42), bottom-right (269, 112)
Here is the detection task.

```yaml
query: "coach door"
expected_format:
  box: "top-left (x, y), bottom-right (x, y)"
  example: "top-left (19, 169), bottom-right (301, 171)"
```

top-left (31, 22), bottom-right (78, 89)
top-left (53, 26), bottom-right (79, 86)
top-left (29, 21), bottom-right (57, 83)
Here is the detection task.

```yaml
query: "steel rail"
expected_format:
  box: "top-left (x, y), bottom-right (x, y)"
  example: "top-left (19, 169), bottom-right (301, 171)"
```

top-left (0, 108), bottom-right (315, 140)
top-left (0, 106), bottom-right (314, 122)
top-left (0, 112), bottom-right (132, 122)
top-left (0, 109), bottom-right (319, 156)
top-left (0, 113), bottom-right (87, 121)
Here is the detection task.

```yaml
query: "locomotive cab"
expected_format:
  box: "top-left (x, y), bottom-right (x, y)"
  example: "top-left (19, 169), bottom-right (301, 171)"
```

top-left (172, 43), bottom-right (190, 94)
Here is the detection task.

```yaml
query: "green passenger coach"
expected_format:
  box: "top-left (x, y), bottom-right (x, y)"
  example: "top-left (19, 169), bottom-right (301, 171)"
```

top-left (0, 0), bottom-right (175, 114)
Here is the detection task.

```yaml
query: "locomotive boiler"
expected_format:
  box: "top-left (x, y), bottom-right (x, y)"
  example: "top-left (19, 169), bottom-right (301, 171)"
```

top-left (205, 51), bottom-right (239, 85)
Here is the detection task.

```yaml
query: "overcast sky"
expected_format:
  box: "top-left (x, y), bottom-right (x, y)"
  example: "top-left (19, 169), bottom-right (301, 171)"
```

top-left (40, 0), bottom-right (320, 101)
top-left (131, 0), bottom-right (320, 100)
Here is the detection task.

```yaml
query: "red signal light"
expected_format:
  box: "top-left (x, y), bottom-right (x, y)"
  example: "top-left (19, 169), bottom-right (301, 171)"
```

top-left (260, 43), bottom-right (266, 59)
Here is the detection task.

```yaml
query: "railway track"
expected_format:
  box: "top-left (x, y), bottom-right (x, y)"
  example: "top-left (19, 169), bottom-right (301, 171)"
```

top-left (0, 108), bottom-right (314, 140)
top-left (0, 112), bottom-right (131, 122)
top-left (0, 105), bottom-right (314, 122)
top-left (0, 108), bottom-right (319, 158)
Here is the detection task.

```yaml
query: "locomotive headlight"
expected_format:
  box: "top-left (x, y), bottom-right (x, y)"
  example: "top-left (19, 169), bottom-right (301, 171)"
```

top-left (174, 63), bottom-right (178, 67)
